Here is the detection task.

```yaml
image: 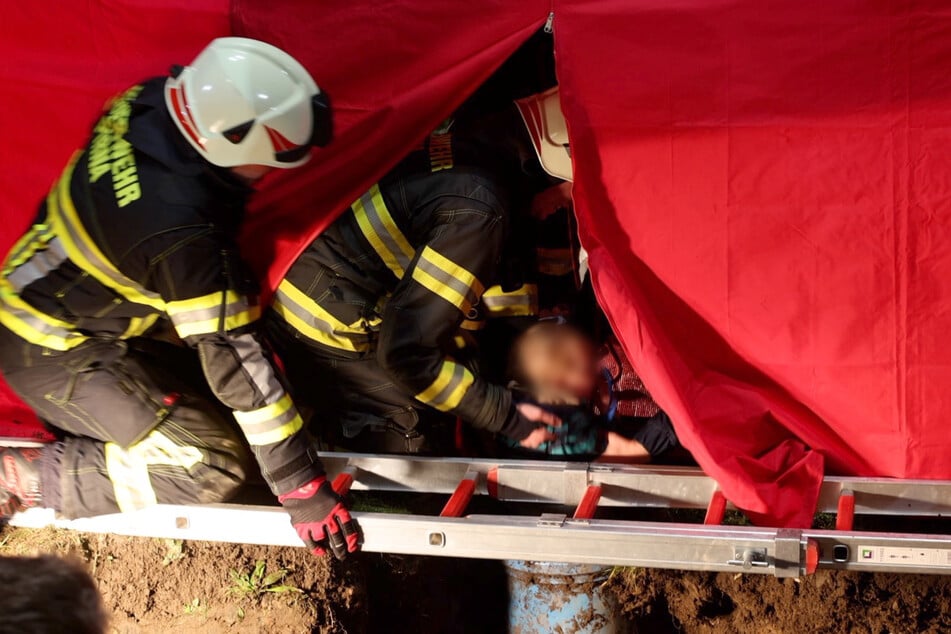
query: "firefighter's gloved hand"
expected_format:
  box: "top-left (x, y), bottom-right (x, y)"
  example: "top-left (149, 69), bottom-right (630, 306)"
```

top-left (501, 402), bottom-right (562, 449)
top-left (278, 476), bottom-right (360, 560)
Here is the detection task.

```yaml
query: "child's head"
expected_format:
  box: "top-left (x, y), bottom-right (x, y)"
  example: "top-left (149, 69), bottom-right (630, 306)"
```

top-left (509, 322), bottom-right (598, 399)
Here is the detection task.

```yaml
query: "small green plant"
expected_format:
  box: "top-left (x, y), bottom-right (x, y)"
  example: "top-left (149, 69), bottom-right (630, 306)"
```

top-left (228, 560), bottom-right (302, 598)
top-left (183, 598), bottom-right (205, 616)
top-left (813, 512), bottom-right (837, 530)
top-left (162, 538), bottom-right (186, 566)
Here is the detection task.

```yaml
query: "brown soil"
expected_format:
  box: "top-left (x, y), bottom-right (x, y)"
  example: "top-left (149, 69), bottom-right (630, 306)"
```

top-left (610, 567), bottom-right (951, 634)
top-left (0, 526), bottom-right (365, 633)
top-left (4, 525), bottom-right (951, 633)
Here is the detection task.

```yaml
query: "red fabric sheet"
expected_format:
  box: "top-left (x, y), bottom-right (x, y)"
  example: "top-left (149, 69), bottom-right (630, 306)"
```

top-left (555, 0), bottom-right (951, 526)
top-left (0, 0), bottom-right (231, 437)
top-left (3, 1), bottom-right (951, 526)
top-left (232, 0), bottom-right (550, 284)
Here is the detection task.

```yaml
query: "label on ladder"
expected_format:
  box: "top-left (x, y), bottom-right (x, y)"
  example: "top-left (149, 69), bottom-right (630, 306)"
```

top-left (857, 545), bottom-right (951, 568)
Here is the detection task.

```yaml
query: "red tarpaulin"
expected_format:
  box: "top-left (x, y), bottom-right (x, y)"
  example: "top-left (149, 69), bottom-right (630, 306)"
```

top-left (2, 1), bottom-right (950, 527)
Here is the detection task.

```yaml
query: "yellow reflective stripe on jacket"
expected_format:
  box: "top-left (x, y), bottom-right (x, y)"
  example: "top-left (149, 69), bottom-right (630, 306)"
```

top-left (415, 359), bottom-right (474, 412)
top-left (272, 279), bottom-right (376, 352)
top-left (166, 290), bottom-right (260, 339)
top-left (48, 154), bottom-right (165, 311)
top-left (412, 246), bottom-right (485, 314)
top-left (481, 284), bottom-right (539, 318)
top-left (121, 313), bottom-right (161, 339)
top-left (0, 278), bottom-right (88, 351)
top-left (104, 429), bottom-right (203, 513)
top-left (352, 184), bottom-right (415, 278)
top-left (233, 393), bottom-right (305, 446)
top-left (5, 237), bottom-right (69, 292)
top-left (2, 224), bottom-right (55, 275)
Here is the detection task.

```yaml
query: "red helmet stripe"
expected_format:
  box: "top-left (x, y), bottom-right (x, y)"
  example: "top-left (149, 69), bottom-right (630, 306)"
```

top-left (264, 125), bottom-right (299, 152)
top-left (169, 85), bottom-right (205, 150)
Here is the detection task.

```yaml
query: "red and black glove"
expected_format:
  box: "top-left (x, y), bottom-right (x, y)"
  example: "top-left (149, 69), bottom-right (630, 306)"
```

top-left (278, 476), bottom-right (360, 560)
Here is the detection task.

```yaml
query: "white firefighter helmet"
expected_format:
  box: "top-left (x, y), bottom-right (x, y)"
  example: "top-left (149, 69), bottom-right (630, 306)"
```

top-left (515, 86), bottom-right (572, 182)
top-left (164, 37), bottom-right (331, 169)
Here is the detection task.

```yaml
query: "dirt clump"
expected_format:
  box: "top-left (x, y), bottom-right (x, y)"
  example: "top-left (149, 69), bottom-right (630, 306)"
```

top-left (611, 567), bottom-right (951, 634)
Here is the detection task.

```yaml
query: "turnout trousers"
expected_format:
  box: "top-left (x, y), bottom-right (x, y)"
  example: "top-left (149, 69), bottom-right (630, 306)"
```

top-left (0, 326), bottom-right (249, 518)
top-left (267, 310), bottom-right (454, 455)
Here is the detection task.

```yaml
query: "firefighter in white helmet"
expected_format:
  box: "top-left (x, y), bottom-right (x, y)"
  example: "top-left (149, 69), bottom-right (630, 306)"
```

top-left (0, 38), bottom-right (359, 560)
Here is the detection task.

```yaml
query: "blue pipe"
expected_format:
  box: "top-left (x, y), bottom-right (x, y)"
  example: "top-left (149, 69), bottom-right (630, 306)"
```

top-left (505, 560), bottom-right (629, 633)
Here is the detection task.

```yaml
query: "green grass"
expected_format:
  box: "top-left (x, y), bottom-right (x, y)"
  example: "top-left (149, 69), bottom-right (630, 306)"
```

top-left (161, 538), bottom-right (186, 566)
top-left (228, 560), bottom-right (302, 598)
top-left (182, 597), bottom-right (206, 616)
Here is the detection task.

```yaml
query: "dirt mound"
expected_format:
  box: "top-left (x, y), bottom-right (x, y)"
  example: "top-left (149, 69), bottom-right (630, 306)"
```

top-left (611, 567), bottom-right (951, 634)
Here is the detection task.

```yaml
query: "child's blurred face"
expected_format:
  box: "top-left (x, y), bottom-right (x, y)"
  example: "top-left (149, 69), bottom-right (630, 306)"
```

top-left (518, 325), bottom-right (598, 399)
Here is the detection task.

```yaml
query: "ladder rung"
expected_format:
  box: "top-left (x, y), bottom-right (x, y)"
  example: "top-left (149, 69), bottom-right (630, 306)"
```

top-left (573, 484), bottom-right (603, 520)
top-left (440, 472), bottom-right (478, 517)
top-left (836, 490), bottom-right (855, 531)
top-left (704, 490), bottom-right (727, 525)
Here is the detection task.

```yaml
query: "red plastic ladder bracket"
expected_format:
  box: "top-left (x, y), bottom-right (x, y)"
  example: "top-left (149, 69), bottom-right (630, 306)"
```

top-left (572, 484), bottom-right (603, 520)
top-left (704, 490), bottom-right (727, 525)
top-left (836, 489), bottom-right (855, 531)
top-left (805, 538), bottom-right (820, 575)
top-left (440, 471), bottom-right (479, 517)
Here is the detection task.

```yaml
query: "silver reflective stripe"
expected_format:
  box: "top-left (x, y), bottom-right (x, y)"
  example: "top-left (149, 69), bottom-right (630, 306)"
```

top-left (482, 294), bottom-right (533, 309)
top-left (0, 294), bottom-right (85, 350)
top-left (6, 238), bottom-right (69, 291)
top-left (274, 286), bottom-right (338, 336)
top-left (416, 256), bottom-right (480, 309)
top-left (428, 363), bottom-right (466, 408)
top-left (53, 187), bottom-right (164, 308)
top-left (360, 191), bottom-right (413, 275)
top-left (228, 333), bottom-right (284, 405)
top-left (169, 296), bottom-right (253, 328)
top-left (236, 405), bottom-right (300, 437)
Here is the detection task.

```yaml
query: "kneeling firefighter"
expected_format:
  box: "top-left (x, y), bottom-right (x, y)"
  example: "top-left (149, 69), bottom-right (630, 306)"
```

top-left (267, 87), bottom-right (572, 453)
top-left (0, 38), bottom-right (358, 559)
